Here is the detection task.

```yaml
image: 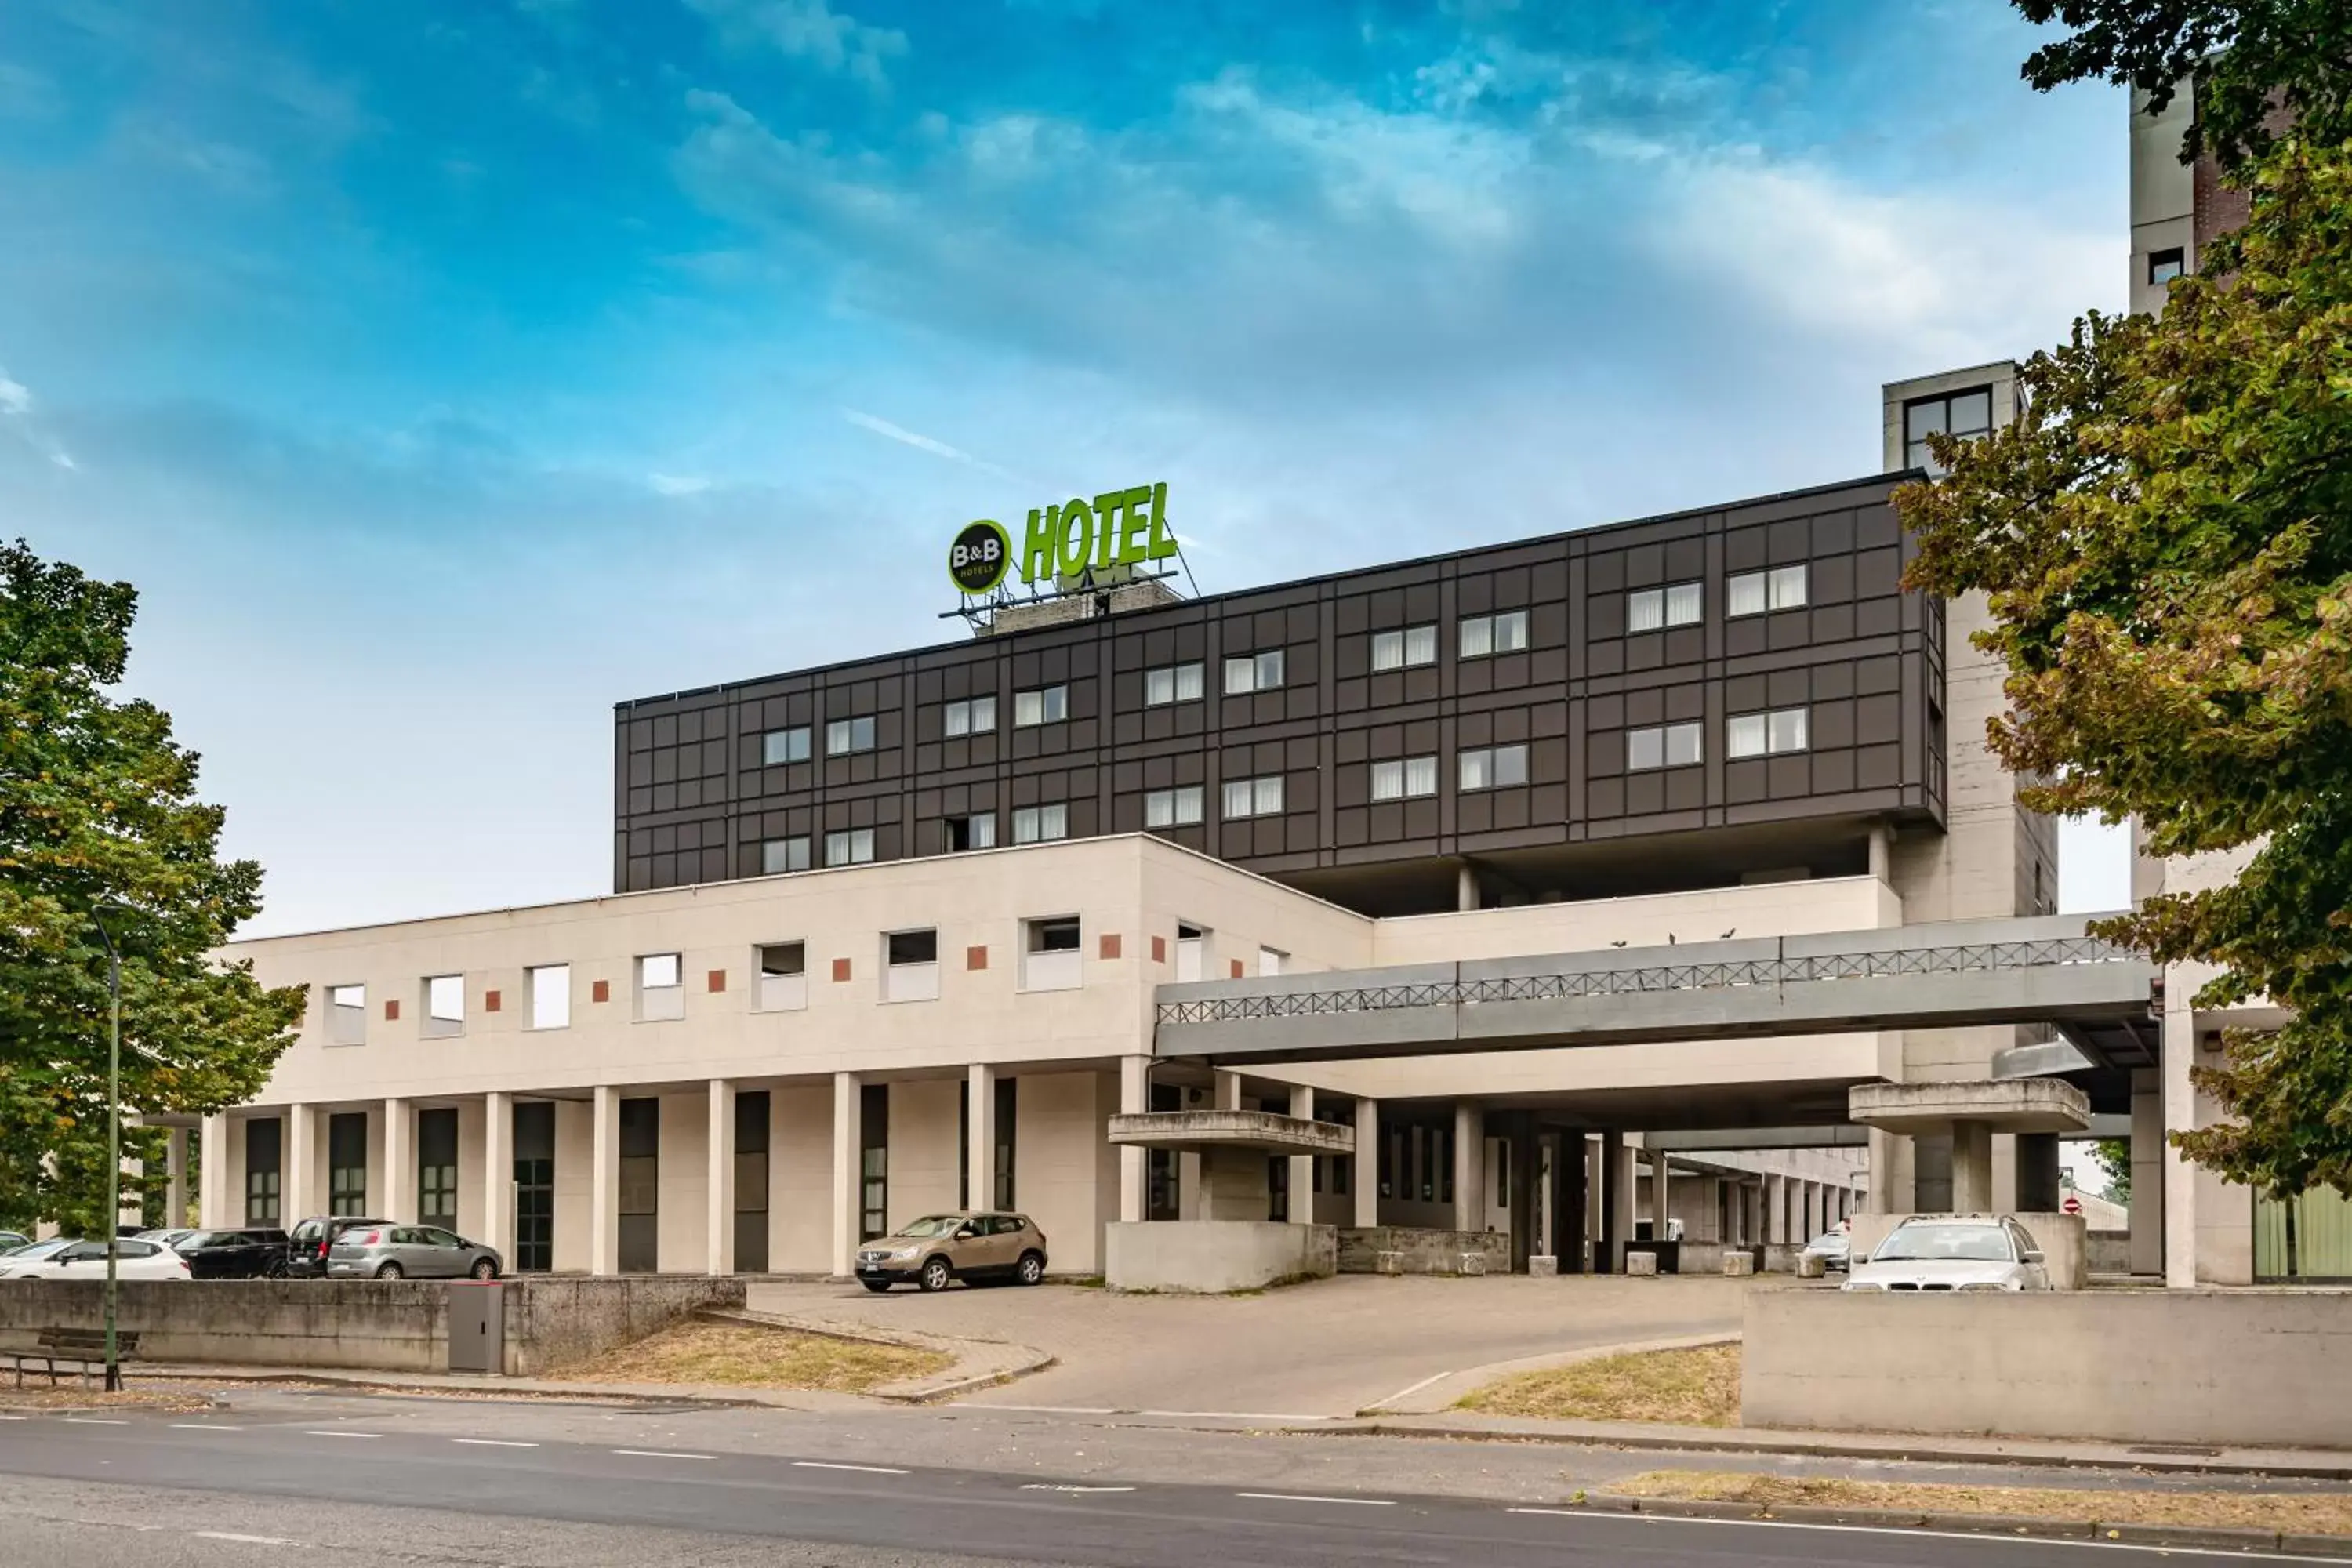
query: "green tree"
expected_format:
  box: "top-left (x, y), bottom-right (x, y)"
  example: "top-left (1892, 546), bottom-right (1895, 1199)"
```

top-left (2090, 1138), bottom-right (2132, 1205)
top-left (1898, 2), bottom-right (2352, 1196)
top-left (0, 540), bottom-right (304, 1233)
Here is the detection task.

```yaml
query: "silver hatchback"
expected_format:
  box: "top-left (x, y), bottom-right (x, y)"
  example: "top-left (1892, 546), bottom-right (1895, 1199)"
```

top-left (325, 1224), bottom-right (501, 1280)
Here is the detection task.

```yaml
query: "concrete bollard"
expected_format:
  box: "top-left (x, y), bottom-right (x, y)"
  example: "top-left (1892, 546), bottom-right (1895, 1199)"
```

top-left (1796, 1252), bottom-right (1827, 1279)
top-left (1527, 1254), bottom-right (1559, 1278)
top-left (1625, 1250), bottom-right (1659, 1278)
top-left (1722, 1250), bottom-right (1756, 1277)
top-left (1458, 1253), bottom-right (1488, 1276)
top-left (1375, 1250), bottom-right (1405, 1276)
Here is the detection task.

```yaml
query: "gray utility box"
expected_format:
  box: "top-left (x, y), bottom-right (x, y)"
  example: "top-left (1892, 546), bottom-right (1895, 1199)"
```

top-left (447, 1282), bottom-right (504, 1374)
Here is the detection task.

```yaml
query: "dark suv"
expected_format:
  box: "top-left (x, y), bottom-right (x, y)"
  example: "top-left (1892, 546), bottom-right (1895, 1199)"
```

top-left (285, 1216), bottom-right (391, 1278)
top-left (176, 1227), bottom-right (291, 1279)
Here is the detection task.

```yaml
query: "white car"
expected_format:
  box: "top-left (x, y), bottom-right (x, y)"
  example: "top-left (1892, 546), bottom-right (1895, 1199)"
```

top-left (0, 1237), bottom-right (191, 1281)
top-left (1842, 1216), bottom-right (2052, 1293)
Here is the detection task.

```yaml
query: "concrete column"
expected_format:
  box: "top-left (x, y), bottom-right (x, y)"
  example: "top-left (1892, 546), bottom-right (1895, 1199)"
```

top-left (482, 1091), bottom-right (510, 1265)
top-left (1352, 1098), bottom-right (1378, 1228)
top-left (285, 1104), bottom-right (314, 1225)
top-left (1601, 1131), bottom-right (1633, 1268)
top-left (833, 1071), bottom-right (862, 1277)
top-left (2129, 1066), bottom-right (2165, 1276)
top-left (1763, 1173), bottom-right (1784, 1244)
top-left (967, 1063), bottom-right (996, 1213)
top-left (199, 1116), bottom-right (229, 1228)
top-left (1865, 1127), bottom-right (1904, 1214)
top-left (1178, 1151), bottom-right (1201, 1219)
top-left (383, 1099), bottom-right (415, 1224)
top-left (1650, 1154), bottom-right (1671, 1237)
top-left (707, 1080), bottom-right (735, 1276)
top-left (1287, 1084), bottom-right (1318, 1226)
top-left (590, 1086), bottom-right (619, 1276)
top-left (2014, 1133), bottom-right (2061, 1214)
top-left (1584, 1134), bottom-right (1604, 1255)
top-left (1951, 1120), bottom-right (1994, 1214)
top-left (165, 1127), bottom-right (191, 1229)
top-left (1120, 1056), bottom-right (1151, 1224)
top-left (1867, 822), bottom-right (1893, 881)
top-left (1457, 862), bottom-right (1478, 912)
top-left (1214, 1071), bottom-right (1243, 1111)
top-left (1453, 1102), bottom-right (1485, 1231)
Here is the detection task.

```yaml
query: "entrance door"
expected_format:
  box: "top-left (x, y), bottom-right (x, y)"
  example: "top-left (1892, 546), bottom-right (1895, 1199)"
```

top-left (418, 1109), bottom-right (458, 1228)
top-left (328, 1112), bottom-right (368, 1217)
top-left (734, 1091), bottom-right (770, 1274)
top-left (513, 1101), bottom-right (554, 1273)
top-left (619, 1097), bottom-right (659, 1272)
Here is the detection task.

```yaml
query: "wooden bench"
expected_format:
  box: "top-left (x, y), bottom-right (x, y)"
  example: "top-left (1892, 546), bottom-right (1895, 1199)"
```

top-left (3, 1327), bottom-right (141, 1388)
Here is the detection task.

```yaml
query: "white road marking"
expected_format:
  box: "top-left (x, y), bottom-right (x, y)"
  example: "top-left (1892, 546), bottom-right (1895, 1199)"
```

top-left (194, 1532), bottom-right (296, 1547)
top-left (63, 1417), bottom-right (128, 1425)
top-left (452, 1438), bottom-right (539, 1447)
top-left (302, 1430), bottom-right (382, 1439)
top-left (1517, 1508), bottom-right (2317, 1560)
top-left (1135, 1410), bottom-right (1338, 1423)
top-left (960, 1404), bottom-right (1118, 1415)
top-left (0, 1414), bottom-right (25, 1421)
top-left (1367, 1369), bottom-right (1453, 1410)
top-left (169, 1424), bottom-right (245, 1432)
top-left (793, 1460), bottom-right (910, 1475)
top-left (613, 1449), bottom-right (713, 1461)
top-left (1021, 1483), bottom-right (1137, 1494)
top-left (1236, 1492), bottom-right (1395, 1508)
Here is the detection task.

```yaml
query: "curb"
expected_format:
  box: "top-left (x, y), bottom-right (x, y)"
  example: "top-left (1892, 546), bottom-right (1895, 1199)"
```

top-left (1576, 1493), bottom-right (2352, 1559)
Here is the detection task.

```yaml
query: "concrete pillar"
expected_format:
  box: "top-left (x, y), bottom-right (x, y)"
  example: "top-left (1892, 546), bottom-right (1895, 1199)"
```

top-left (706, 1079), bottom-right (735, 1276)
top-left (1766, 1173), bottom-right (1786, 1243)
top-left (1457, 862), bottom-right (1478, 912)
top-left (165, 1127), bottom-right (190, 1229)
top-left (1650, 1154), bottom-right (1671, 1238)
top-left (383, 1098), bottom-right (414, 1225)
top-left (1178, 1151), bottom-right (1201, 1219)
top-left (833, 1072), bottom-right (862, 1277)
top-left (967, 1064), bottom-right (996, 1213)
top-left (2129, 1066), bottom-right (2165, 1276)
top-left (1868, 822), bottom-right (1893, 881)
top-left (1121, 1057), bottom-right (1151, 1225)
top-left (285, 1104), bottom-right (314, 1225)
top-left (1951, 1120), bottom-right (1994, 1214)
top-left (1865, 1127), bottom-right (1904, 1214)
top-left (1601, 1131), bottom-right (1633, 1268)
top-left (1453, 1102), bottom-right (1485, 1231)
top-left (1281, 1083), bottom-right (1316, 1225)
top-left (590, 1085), bottom-right (619, 1276)
top-left (1506, 1113), bottom-right (1538, 1269)
top-left (482, 1091), bottom-right (510, 1265)
top-left (199, 1116), bottom-right (229, 1228)
top-left (1214, 1070), bottom-right (1243, 1111)
top-left (1352, 1098), bottom-right (1379, 1228)
top-left (2014, 1132), bottom-right (2061, 1214)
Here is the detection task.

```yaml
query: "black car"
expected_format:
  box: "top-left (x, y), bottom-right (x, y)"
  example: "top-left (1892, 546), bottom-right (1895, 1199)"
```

top-left (285, 1216), bottom-right (391, 1278)
top-left (175, 1227), bottom-right (291, 1279)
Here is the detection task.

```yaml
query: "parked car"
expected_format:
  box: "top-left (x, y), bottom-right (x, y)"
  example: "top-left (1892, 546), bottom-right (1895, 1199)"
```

top-left (324, 1224), bottom-right (501, 1280)
top-left (285, 1215), bottom-right (391, 1278)
top-left (1842, 1216), bottom-right (2053, 1293)
top-left (855, 1210), bottom-right (1048, 1292)
top-left (0, 1237), bottom-right (191, 1281)
top-left (1800, 1229), bottom-right (1851, 1272)
top-left (0, 1232), bottom-right (30, 1254)
top-left (135, 1228), bottom-right (196, 1248)
top-left (175, 1227), bottom-right (291, 1279)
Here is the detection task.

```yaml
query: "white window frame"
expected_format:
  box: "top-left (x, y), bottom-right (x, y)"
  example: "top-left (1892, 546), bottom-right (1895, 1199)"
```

top-left (1223, 649), bottom-right (1285, 695)
top-left (1727, 707), bottom-right (1809, 759)
top-left (1370, 756), bottom-right (1438, 801)
top-left (527, 964), bottom-right (570, 1031)
top-left (1458, 744), bottom-right (1529, 792)
top-left (948, 812), bottom-right (996, 851)
top-left (637, 952), bottom-right (685, 1022)
top-left (825, 827), bottom-right (876, 866)
top-left (825, 715), bottom-right (877, 756)
top-left (761, 836), bottom-right (811, 876)
top-left (761, 726), bottom-right (811, 766)
top-left (1459, 609), bottom-right (1529, 659)
top-left (1145, 786), bottom-right (1203, 829)
top-left (422, 975), bottom-right (464, 1040)
top-left (882, 928), bottom-right (940, 1004)
top-left (326, 983), bottom-right (366, 1047)
top-left (1628, 583), bottom-right (1703, 633)
top-left (1627, 722), bottom-right (1704, 771)
top-left (1729, 565), bottom-right (1808, 618)
top-left (1011, 803), bottom-right (1069, 844)
top-left (1370, 625), bottom-right (1437, 672)
top-left (943, 695), bottom-right (997, 738)
top-left (1013, 685), bottom-right (1068, 728)
top-left (1144, 662), bottom-right (1203, 706)
top-left (1223, 775), bottom-right (1283, 819)
top-left (1021, 915), bottom-right (1084, 993)
top-left (756, 941), bottom-right (807, 1014)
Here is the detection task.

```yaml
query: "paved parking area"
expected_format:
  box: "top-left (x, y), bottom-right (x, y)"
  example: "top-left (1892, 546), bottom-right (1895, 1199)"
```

top-left (748, 1273), bottom-right (1745, 1418)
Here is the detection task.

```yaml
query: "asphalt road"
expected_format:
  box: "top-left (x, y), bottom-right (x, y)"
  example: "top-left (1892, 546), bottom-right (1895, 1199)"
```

top-left (0, 1410), bottom-right (2293, 1568)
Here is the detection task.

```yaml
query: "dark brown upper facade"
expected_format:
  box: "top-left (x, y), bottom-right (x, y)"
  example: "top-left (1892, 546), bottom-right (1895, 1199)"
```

top-left (614, 473), bottom-right (1947, 914)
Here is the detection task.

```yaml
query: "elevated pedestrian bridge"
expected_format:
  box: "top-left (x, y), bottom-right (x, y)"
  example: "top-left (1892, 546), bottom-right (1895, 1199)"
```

top-left (1152, 913), bottom-right (2158, 1069)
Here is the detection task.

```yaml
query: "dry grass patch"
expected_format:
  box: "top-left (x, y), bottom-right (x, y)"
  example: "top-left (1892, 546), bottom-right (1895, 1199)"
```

top-left (1458, 1343), bottom-right (1739, 1426)
top-left (0, 1386), bottom-right (215, 1414)
top-left (564, 1319), bottom-right (952, 1394)
top-left (1610, 1472), bottom-right (2352, 1536)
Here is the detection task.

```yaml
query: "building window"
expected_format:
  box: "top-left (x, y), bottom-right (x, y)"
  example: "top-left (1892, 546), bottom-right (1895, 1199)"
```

top-left (943, 696), bottom-right (996, 737)
top-left (1628, 583), bottom-right (1702, 633)
top-left (1145, 786), bottom-right (1203, 829)
top-left (1013, 685), bottom-right (1068, 727)
top-left (1145, 662), bottom-right (1203, 706)
top-left (859, 1083), bottom-right (888, 1241)
top-left (1459, 609), bottom-right (1529, 659)
top-left (1627, 722), bottom-right (1704, 771)
top-left (1223, 649), bottom-right (1285, 695)
top-left (328, 1112), bottom-right (368, 1218)
top-left (1011, 803), bottom-right (1069, 844)
top-left (992, 1076), bottom-right (1018, 1210)
top-left (1371, 625), bottom-right (1437, 671)
top-left (825, 828), bottom-right (876, 866)
top-left (1903, 385), bottom-right (1994, 472)
top-left (419, 1108), bottom-right (459, 1227)
top-left (326, 984), bottom-right (365, 1047)
top-left (527, 964), bottom-right (569, 1030)
top-left (421, 975), bottom-right (464, 1040)
top-left (1259, 946), bottom-right (1287, 976)
top-left (761, 836), bottom-right (811, 875)
top-left (757, 942), bottom-right (806, 1012)
top-left (1223, 775), bottom-right (1284, 818)
top-left (1727, 707), bottom-right (1810, 759)
top-left (1175, 922), bottom-right (1207, 982)
top-left (1023, 916), bottom-right (1083, 992)
top-left (637, 953), bottom-right (685, 1022)
top-left (761, 726), bottom-right (811, 766)
top-left (245, 1117), bottom-right (282, 1225)
top-left (884, 928), bottom-right (939, 1004)
top-left (1370, 756), bottom-right (1438, 801)
top-left (1727, 564), bottom-right (1808, 618)
top-left (1459, 744), bottom-right (1529, 791)
top-left (825, 715), bottom-right (877, 756)
top-left (948, 813), bottom-right (995, 851)
top-left (2148, 246), bottom-right (2185, 285)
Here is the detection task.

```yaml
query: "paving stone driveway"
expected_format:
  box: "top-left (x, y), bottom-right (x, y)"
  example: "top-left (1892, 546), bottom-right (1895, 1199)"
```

top-left (749, 1272), bottom-right (1746, 1418)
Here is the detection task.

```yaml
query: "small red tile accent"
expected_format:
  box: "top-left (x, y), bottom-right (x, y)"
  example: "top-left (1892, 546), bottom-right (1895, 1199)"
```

top-left (1152, 935), bottom-right (1167, 964)
top-left (384, 999), bottom-right (400, 1022)
top-left (832, 957), bottom-right (852, 982)
top-left (591, 978), bottom-right (611, 1004)
top-left (1230, 958), bottom-right (1245, 979)
top-left (485, 989), bottom-right (501, 1013)
top-left (707, 968), bottom-right (727, 993)
top-left (967, 945), bottom-right (989, 971)
top-left (1098, 932), bottom-right (1122, 960)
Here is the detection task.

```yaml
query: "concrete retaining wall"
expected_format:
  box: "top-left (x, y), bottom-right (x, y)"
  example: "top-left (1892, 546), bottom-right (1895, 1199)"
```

top-left (1848, 1211), bottom-right (2088, 1290)
top-left (1744, 1288), bottom-right (2352, 1447)
top-left (1105, 1221), bottom-right (1336, 1292)
top-left (2086, 1229), bottom-right (2131, 1276)
top-left (1337, 1227), bottom-right (1510, 1276)
top-left (0, 1277), bottom-right (743, 1376)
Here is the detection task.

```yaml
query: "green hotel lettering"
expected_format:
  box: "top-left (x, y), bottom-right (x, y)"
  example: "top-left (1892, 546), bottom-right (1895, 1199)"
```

top-left (1020, 482), bottom-right (1178, 583)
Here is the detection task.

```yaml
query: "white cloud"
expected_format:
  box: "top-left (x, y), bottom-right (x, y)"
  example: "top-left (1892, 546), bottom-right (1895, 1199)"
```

top-left (648, 472), bottom-right (713, 496)
top-left (0, 371), bottom-right (29, 417)
top-left (685, 0), bottom-right (909, 89)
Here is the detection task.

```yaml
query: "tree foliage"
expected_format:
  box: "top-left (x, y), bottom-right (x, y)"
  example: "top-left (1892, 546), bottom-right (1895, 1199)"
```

top-left (2091, 1138), bottom-right (2133, 1205)
top-left (0, 541), bottom-right (304, 1232)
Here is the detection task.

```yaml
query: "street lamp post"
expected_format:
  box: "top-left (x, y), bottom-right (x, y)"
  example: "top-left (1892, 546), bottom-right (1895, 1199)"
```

top-left (90, 903), bottom-right (125, 1393)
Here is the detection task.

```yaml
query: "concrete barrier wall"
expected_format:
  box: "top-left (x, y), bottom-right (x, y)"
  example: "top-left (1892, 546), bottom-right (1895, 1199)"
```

top-left (1745, 1288), bottom-right (2352, 1446)
top-left (0, 1277), bottom-right (746, 1376)
top-left (2086, 1230), bottom-right (2131, 1276)
top-left (1337, 1227), bottom-right (1510, 1276)
top-left (1848, 1212), bottom-right (2088, 1290)
top-left (1105, 1221), bottom-right (1336, 1292)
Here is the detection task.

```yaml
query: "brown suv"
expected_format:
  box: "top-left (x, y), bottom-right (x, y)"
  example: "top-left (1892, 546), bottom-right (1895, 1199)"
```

top-left (855, 1210), bottom-right (1048, 1293)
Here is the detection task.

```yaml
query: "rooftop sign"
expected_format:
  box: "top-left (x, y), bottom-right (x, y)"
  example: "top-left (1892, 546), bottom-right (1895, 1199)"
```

top-left (949, 482), bottom-right (1178, 597)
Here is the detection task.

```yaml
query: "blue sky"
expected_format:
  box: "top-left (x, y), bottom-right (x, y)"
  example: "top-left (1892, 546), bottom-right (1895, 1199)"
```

top-left (2, 0), bottom-right (2130, 935)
